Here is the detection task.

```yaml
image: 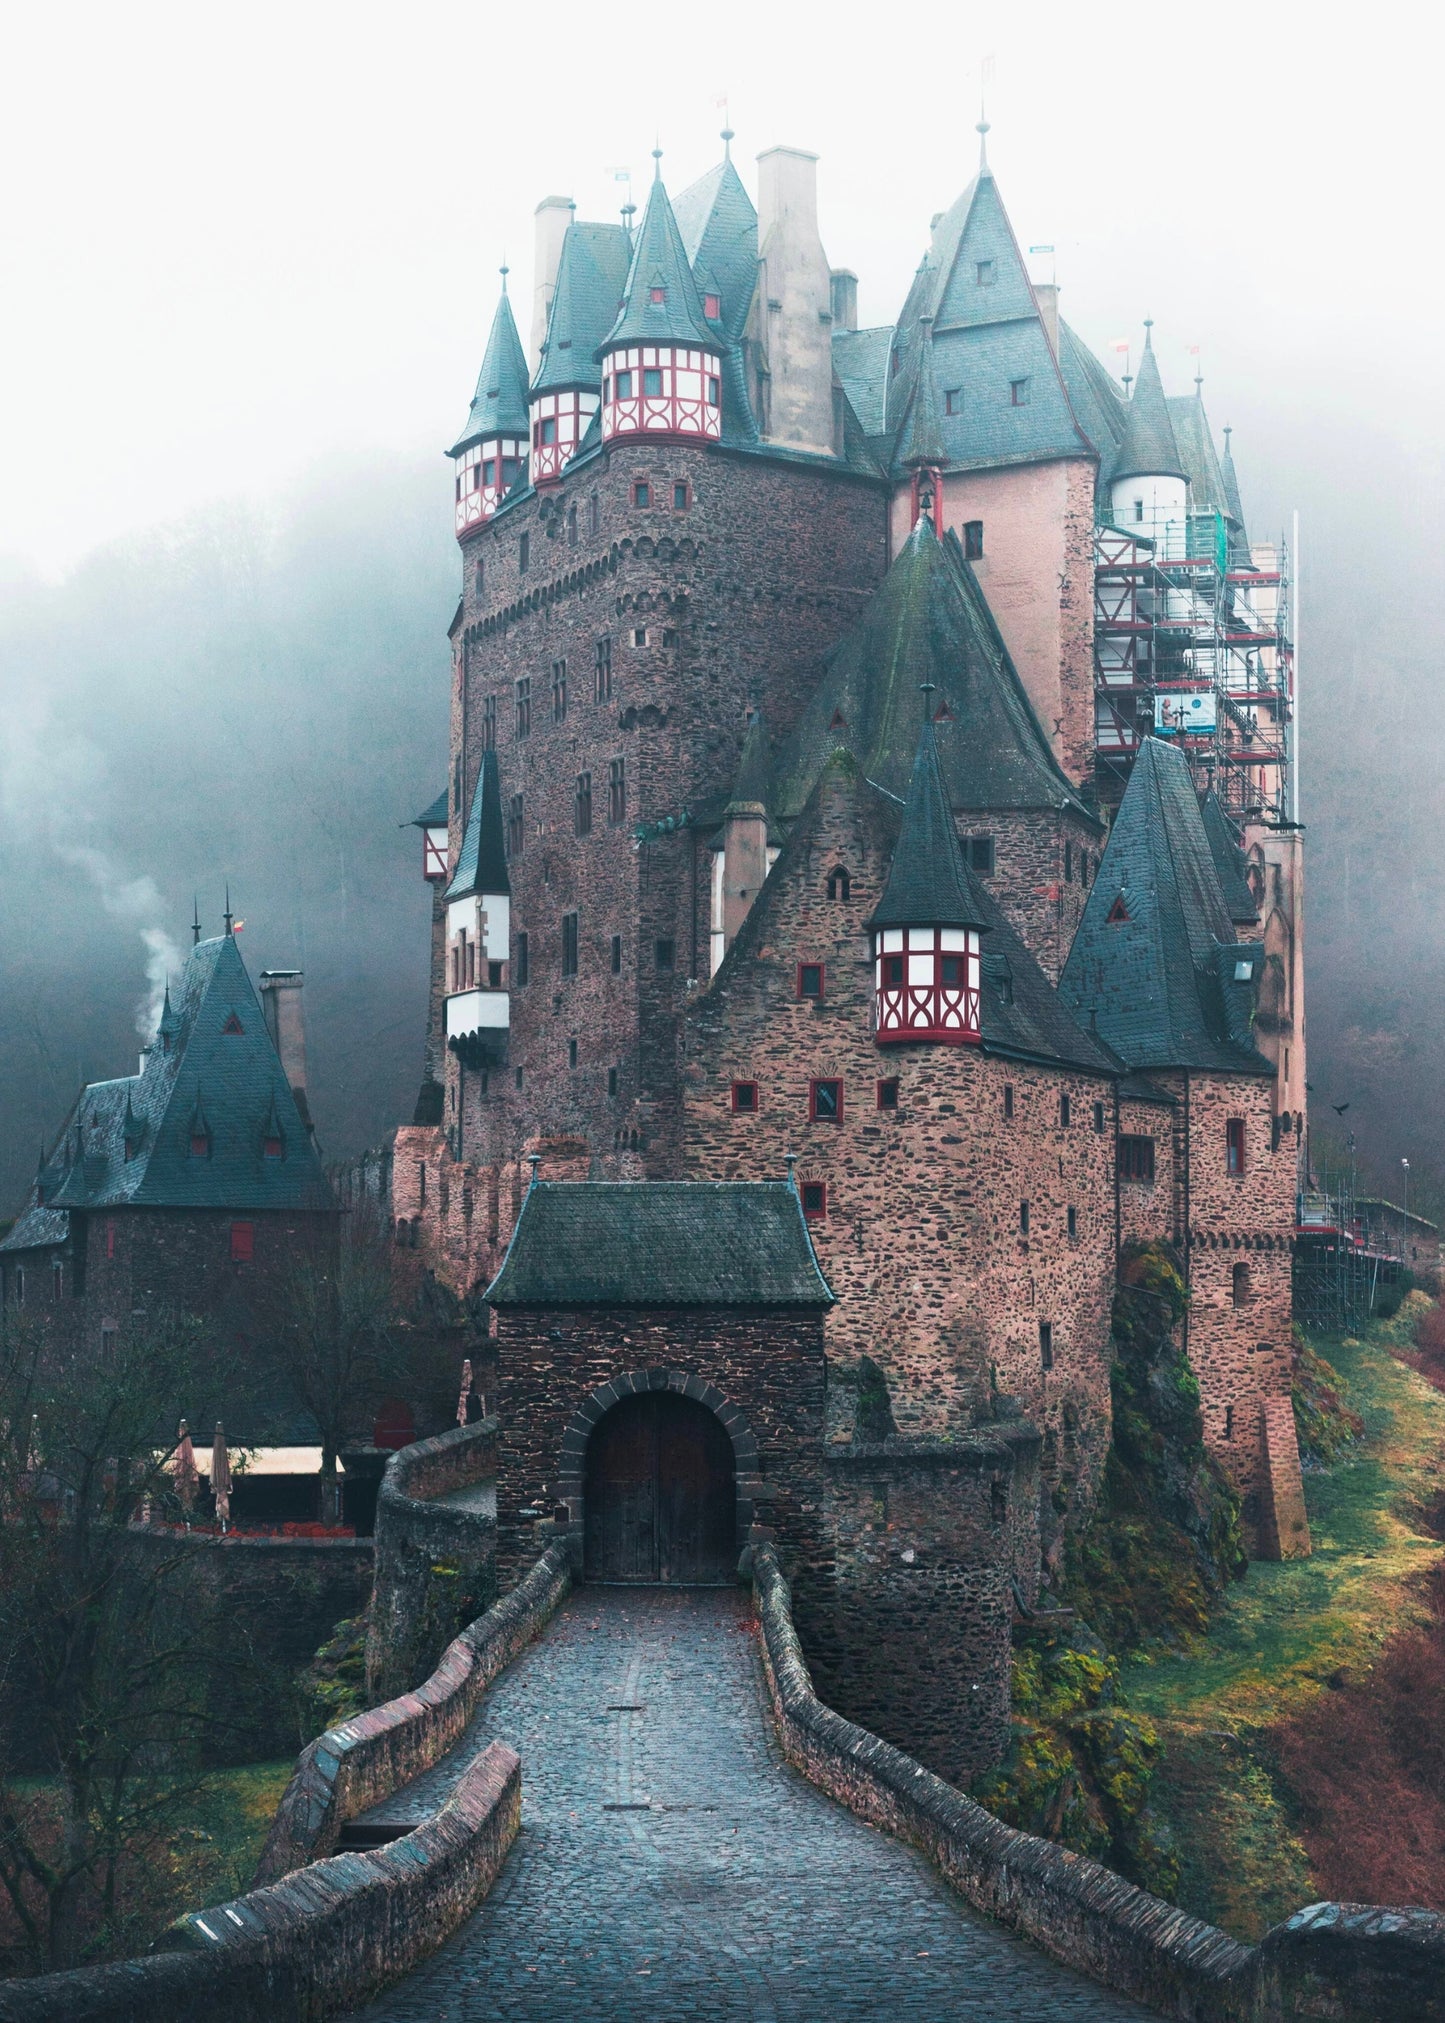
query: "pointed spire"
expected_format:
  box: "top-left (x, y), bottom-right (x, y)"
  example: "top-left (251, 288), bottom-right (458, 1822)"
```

top-left (899, 316), bottom-right (946, 475)
top-left (223, 887), bottom-right (234, 937)
top-left (531, 218), bottom-right (633, 396)
top-left (1220, 423), bottom-right (1249, 542)
top-left (191, 897), bottom-right (201, 946)
top-left (451, 277), bottom-right (530, 452)
top-left (600, 168), bottom-right (715, 353)
top-left (869, 701), bottom-right (991, 932)
top-left (445, 748), bottom-right (510, 901)
top-left (1113, 321), bottom-right (1187, 483)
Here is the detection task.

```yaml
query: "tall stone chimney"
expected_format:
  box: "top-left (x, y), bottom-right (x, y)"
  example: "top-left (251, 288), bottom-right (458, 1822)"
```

top-left (754, 148), bottom-right (835, 457)
top-left (1032, 282), bottom-right (1060, 357)
top-left (830, 269), bottom-right (858, 332)
top-left (531, 195), bottom-right (574, 366)
top-left (260, 970), bottom-right (313, 1135)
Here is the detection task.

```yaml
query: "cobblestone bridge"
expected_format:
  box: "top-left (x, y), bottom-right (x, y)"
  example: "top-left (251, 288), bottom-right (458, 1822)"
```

top-left (353, 1586), bottom-right (1152, 2021)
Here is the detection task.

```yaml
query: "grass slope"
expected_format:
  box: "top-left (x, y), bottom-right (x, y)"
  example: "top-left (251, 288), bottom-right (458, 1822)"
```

top-left (1120, 1297), bottom-right (1445, 1939)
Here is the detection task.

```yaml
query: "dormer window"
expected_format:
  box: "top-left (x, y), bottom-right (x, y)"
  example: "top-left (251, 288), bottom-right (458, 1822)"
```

top-left (1010, 378), bottom-right (1031, 407)
top-left (703, 293), bottom-right (721, 319)
top-left (874, 926), bottom-right (982, 1045)
top-left (976, 260), bottom-right (995, 286)
top-left (1234, 960), bottom-right (1254, 981)
top-left (263, 1135), bottom-right (284, 1159)
top-left (222, 1013), bottom-right (244, 1035)
top-left (1106, 895), bottom-right (1130, 924)
top-left (190, 1132), bottom-right (210, 1158)
top-left (650, 285), bottom-right (666, 304)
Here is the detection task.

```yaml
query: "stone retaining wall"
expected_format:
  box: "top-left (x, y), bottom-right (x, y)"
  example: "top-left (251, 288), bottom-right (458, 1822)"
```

top-left (752, 1543), bottom-right (1445, 2023)
top-left (257, 1540), bottom-right (569, 1883)
top-left (366, 1417), bottom-right (500, 1701)
top-left (0, 1742), bottom-right (520, 2023)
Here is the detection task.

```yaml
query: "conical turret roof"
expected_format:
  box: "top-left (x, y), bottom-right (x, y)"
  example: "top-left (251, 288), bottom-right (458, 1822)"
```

top-left (1113, 326), bottom-right (1187, 484)
top-left (532, 222), bottom-right (633, 396)
top-left (445, 748), bottom-right (510, 901)
top-left (672, 153), bottom-right (757, 345)
top-left (451, 281), bottom-right (530, 455)
top-left (600, 162), bottom-right (716, 353)
top-left (1221, 425), bottom-right (1250, 555)
top-left (771, 520), bottom-right (1095, 824)
top-left (1200, 788), bottom-right (1258, 925)
top-left (897, 321), bottom-right (946, 470)
top-left (726, 710), bottom-right (770, 812)
top-left (869, 711), bottom-right (991, 931)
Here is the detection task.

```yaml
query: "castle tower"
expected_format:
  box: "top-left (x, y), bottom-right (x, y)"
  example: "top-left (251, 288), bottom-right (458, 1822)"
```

top-left (870, 707), bottom-right (988, 1045)
top-left (450, 274), bottom-right (530, 538)
top-left (443, 748), bottom-right (511, 1077)
top-left (600, 155), bottom-right (722, 446)
top-left (1109, 322), bottom-right (1189, 549)
top-left (529, 214), bottom-right (632, 484)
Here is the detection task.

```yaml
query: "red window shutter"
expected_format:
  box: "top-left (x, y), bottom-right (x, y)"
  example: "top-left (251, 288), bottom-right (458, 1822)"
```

top-left (230, 1222), bottom-right (254, 1264)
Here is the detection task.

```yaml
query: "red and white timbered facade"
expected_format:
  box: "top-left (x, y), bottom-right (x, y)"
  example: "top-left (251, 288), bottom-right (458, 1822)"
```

top-left (601, 345), bottom-right (722, 443)
top-left (529, 389), bottom-right (600, 485)
top-left (873, 926), bottom-right (982, 1045)
top-left (455, 438), bottom-right (524, 536)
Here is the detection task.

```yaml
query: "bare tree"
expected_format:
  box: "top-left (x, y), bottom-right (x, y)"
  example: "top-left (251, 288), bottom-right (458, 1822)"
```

top-left (0, 1309), bottom-right (237, 1973)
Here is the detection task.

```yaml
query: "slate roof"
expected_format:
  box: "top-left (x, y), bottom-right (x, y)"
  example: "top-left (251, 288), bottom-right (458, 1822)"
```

top-left (601, 168), bottom-right (716, 353)
top-left (896, 324), bottom-right (946, 471)
top-left (727, 709), bottom-right (771, 810)
top-left (2, 936), bottom-right (334, 1246)
top-left (486, 1181), bottom-right (834, 1306)
top-left (771, 520), bottom-right (1097, 825)
top-left (412, 789), bottom-right (447, 829)
top-left (445, 748), bottom-right (509, 901)
top-left (450, 285), bottom-right (530, 455)
top-left (1112, 328), bottom-right (1187, 484)
top-left (1199, 788), bottom-right (1258, 924)
top-left (831, 327), bottom-right (893, 437)
top-left (1059, 738), bottom-right (1273, 1076)
top-left (1056, 320), bottom-right (1129, 489)
top-left (672, 155), bottom-right (757, 346)
top-left (869, 714), bottom-right (990, 930)
top-left (532, 221), bottom-right (632, 396)
top-left (1221, 428), bottom-right (1250, 560)
top-left (1168, 392), bottom-right (1229, 515)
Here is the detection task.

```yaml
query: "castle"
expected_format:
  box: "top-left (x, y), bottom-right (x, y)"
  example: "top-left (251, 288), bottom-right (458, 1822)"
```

top-left (383, 126), bottom-right (1309, 1774)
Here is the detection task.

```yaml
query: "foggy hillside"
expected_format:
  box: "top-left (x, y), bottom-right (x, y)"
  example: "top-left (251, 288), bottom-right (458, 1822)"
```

top-left (1, 421), bottom-right (1442, 1223)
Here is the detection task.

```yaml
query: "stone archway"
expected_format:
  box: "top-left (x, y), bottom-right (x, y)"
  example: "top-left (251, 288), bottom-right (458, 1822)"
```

top-left (557, 1371), bottom-right (760, 1585)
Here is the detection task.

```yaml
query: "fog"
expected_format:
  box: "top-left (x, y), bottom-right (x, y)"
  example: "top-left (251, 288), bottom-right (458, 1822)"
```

top-left (2, 0), bottom-right (1443, 1212)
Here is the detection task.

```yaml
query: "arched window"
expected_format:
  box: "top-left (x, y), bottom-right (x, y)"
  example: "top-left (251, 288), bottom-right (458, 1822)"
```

top-left (826, 866), bottom-right (851, 903)
top-left (1232, 1261), bottom-right (1252, 1307)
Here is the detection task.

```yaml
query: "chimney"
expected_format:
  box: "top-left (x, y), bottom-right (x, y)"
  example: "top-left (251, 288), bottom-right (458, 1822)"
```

top-left (723, 800), bottom-right (768, 950)
top-left (260, 971), bottom-right (313, 1135)
top-left (531, 195), bottom-right (574, 367)
top-left (830, 269), bottom-right (858, 332)
top-left (755, 147), bottom-right (835, 457)
top-left (1032, 282), bottom-right (1060, 357)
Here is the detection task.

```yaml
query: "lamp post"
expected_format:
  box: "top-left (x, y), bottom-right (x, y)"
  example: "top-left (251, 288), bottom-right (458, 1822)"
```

top-left (1402, 1157), bottom-right (1411, 1269)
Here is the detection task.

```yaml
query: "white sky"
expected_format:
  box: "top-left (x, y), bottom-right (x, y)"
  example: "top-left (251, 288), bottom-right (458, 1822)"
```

top-left (2, 0), bottom-right (1440, 579)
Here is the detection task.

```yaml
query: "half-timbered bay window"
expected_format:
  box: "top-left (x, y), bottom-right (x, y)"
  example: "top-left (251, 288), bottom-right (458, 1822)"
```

top-left (529, 388), bottom-right (600, 485)
top-left (873, 926), bottom-right (982, 1044)
top-left (601, 344), bottom-right (723, 443)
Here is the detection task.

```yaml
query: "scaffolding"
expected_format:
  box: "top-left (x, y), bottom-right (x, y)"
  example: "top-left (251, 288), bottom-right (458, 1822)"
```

top-left (1093, 509), bottom-right (1293, 823)
top-left (1292, 1173), bottom-right (1411, 1336)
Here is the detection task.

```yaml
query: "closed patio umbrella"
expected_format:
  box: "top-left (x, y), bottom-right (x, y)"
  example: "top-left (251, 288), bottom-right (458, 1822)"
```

top-left (171, 1419), bottom-right (198, 1524)
top-left (211, 1422), bottom-right (232, 1531)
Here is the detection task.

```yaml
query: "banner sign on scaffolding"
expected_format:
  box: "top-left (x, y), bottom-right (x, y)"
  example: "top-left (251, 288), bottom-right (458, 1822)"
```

top-left (1154, 689), bottom-right (1217, 735)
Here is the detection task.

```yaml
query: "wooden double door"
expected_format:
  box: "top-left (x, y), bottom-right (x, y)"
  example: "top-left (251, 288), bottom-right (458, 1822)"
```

top-left (583, 1392), bottom-right (736, 1584)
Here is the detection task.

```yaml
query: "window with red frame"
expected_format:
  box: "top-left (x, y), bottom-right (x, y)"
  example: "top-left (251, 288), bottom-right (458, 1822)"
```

top-left (810, 1079), bottom-right (842, 1121)
top-left (1226, 1117), bottom-right (1246, 1175)
top-left (801, 1181), bottom-right (827, 1219)
top-left (877, 1078), bottom-right (899, 1110)
top-left (230, 1222), bottom-right (254, 1264)
top-left (731, 1081), bottom-right (759, 1113)
top-left (1118, 1134), bottom-right (1156, 1182)
top-left (797, 963), bottom-right (824, 1000)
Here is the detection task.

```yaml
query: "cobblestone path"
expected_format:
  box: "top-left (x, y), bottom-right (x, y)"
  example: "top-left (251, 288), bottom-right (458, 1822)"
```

top-left (352, 1586), bottom-right (1155, 2021)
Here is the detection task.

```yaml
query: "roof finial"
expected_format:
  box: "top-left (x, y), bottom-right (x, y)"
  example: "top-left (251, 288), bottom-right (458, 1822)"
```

top-left (652, 142), bottom-right (663, 181)
top-left (223, 885), bottom-right (234, 937)
top-left (499, 260), bottom-right (509, 293)
top-left (976, 118), bottom-right (990, 171)
top-left (526, 1150), bottom-right (541, 1190)
top-left (191, 896), bottom-right (201, 945)
top-left (721, 126), bottom-right (733, 158)
top-left (1223, 424), bottom-right (1232, 446)
top-left (785, 1152), bottom-right (798, 1191)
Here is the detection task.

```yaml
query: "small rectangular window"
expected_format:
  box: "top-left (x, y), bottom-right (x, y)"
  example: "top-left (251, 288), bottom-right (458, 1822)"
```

top-left (507, 792), bottom-right (525, 858)
top-left (588, 493), bottom-right (600, 537)
top-left (655, 937), bottom-right (675, 971)
top-left (703, 292), bottom-right (721, 319)
top-left (732, 1080), bottom-right (759, 1113)
top-left (707, 375), bottom-right (720, 407)
top-left (552, 658), bottom-right (567, 723)
top-left (1067, 1205), bottom-right (1078, 1238)
top-left (106, 1219), bottom-right (116, 1259)
top-left (877, 1078), bottom-right (900, 1111)
top-left (575, 772), bottom-right (592, 836)
top-left (567, 503), bottom-right (578, 546)
top-left (967, 836), bottom-right (994, 874)
top-left (1226, 1117), bottom-right (1246, 1175)
top-left (482, 694), bottom-right (497, 749)
top-left (1059, 1093), bottom-right (1071, 1127)
top-left (1020, 1200), bottom-right (1030, 1235)
top-left (976, 260), bottom-right (995, 286)
top-left (643, 367), bottom-right (663, 396)
top-left (538, 415), bottom-right (557, 446)
top-left (1003, 1084), bottom-right (1014, 1119)
top-left (475, 558), bottom-right (485, 593)
top-left (610, 933), bottom-right (622, 975)
top-left (568, 1038), bottom-right (578, 1069)
top-left (1119, 1135), bottom-right (1156, 1182)
top-left (562, 912), bottom-right (579, 978)
top-left (608, 1066), bottom-right (618, 1098)
top-left (230, 1222), bottom-right (254, 1264)
top-left (963, 520), bottom-right (984, 560)
top-left (515, 676), bottom-right (531, 738)
top-left (595, 636), bottom-right (613, 702)
top-left (519, 531), bottom-right (530, 573)
top-left (1010, 378), bottom-right (1031, 407)
top-left (615, 369), bottom-right (633, 399)
top-left (633, 479), bottom-right (650, 508)
top-left (608, 757), bottom-right (626, 824)
top-left (1093, 1100), bottom-right (1106, 1133)
top-left (662, 627), bottom-right (679, 648)
top-left (516, 932), bottom-right (529, 986)
top-left (944, 388), bottom-right (962, 415)
top-left (673, 480), bottom-right (688, 510)
top-left (633, 626), bottom-right (648, 647)
top-left (811, 1079), bottom-right (842, 1121)
top-left (1064, 842), bottom-right (1074, 883)
top-left (1039, 1320), bottom-right (1053, 1370)
top-left (798, 962), bottom-right (825, 1000)
top-left (802, 1180), bottom-right (827, 1220)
